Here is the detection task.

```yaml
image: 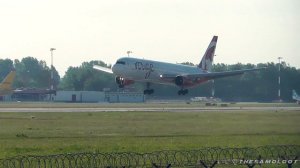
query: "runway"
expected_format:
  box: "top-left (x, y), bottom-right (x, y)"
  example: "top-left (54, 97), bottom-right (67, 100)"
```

top-left (0, 106), bottom-right (299, 112)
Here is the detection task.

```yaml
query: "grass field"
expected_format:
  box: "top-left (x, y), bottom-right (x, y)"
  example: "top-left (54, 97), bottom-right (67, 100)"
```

top-left (0, 104), bottom-right (299, 159)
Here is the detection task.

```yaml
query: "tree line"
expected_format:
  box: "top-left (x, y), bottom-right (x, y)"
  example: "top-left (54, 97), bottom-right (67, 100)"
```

top-left (0, 57), bottom-right (60, 89)
top-left (1, 57), bottom-right (299, 102)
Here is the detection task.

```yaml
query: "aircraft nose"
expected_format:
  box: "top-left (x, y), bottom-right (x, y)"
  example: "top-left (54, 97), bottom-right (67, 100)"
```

top-left (112, 64), bottom-right (121, 74)
top-left (112, 64), bottom-right (116, 73)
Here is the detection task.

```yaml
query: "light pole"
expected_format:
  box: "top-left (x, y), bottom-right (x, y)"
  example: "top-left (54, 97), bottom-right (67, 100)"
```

top-left (127, 51), bottom-right (132, 57)
top-left (278, 57), bottom-right (283, 101)
top-left (50, 48), bottom-right (56, 90)
top-left (211, 80), bottom-right (215, 97)
top-left (211, 54), bottom-right (216, 98)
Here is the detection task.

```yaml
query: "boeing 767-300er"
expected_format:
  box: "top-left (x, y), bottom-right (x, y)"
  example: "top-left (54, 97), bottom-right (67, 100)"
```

top-left (93, 36), bottom-right (264, 95)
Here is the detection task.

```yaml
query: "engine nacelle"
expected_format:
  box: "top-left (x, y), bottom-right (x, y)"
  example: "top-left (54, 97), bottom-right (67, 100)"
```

top-left (115, 76), bottom-right (124, 85)
top-left (175, 76), bottom-right (184, 86)
top-left (115, 76), bottom-right (134, 88)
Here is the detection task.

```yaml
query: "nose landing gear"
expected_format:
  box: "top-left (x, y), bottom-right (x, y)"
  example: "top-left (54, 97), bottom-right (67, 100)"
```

top-left (144, 82), bottom-right (154, 95)
top-left (144, 89), bottom-right (154, 95)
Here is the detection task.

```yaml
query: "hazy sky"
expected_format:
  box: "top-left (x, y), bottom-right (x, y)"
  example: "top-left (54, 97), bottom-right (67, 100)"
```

top-left (0, 0), bottom-right (299, 76)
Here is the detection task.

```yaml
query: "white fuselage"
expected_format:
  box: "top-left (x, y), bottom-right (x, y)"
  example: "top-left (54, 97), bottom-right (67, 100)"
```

top-left (93, 36), bottom-right (263, 95)
top-left (112, 57), bottom-right (208, 87)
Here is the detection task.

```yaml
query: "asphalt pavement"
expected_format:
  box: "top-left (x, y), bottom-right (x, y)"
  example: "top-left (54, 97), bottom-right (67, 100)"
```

top-left (0, 106), bottom-right (299, 112)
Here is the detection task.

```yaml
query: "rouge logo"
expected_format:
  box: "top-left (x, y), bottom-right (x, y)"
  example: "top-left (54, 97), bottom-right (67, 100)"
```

top-left (135, 62), bottom-right (154, 79)
top-left (135, 62), bottom-right (153, 70)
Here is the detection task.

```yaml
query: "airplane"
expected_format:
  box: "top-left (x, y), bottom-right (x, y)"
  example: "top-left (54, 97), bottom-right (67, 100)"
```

top-left (93, 36), bottom-right (264, 95)
top-left (0, 70), bottom-right (16, 96)
top-left (292, 90), bottom-right (300, 104)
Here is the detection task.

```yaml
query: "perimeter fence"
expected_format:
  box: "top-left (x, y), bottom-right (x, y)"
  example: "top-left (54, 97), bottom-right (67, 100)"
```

top-left (1, 145), bottom-right (299, 168)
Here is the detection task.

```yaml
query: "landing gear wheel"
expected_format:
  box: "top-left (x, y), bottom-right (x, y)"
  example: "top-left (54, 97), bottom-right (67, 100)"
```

top-left (144, 89), bottom-right (154, 95)
top-left (184, 89), bottom-right (188, 95)
top-left (178, 89), bottom-right (188, 95)
top-left (144, 90), bottom-right (148, 95)
top-left (149, 89), bottom-right (154, 94)
top-left (144, 82), bottom-right (154, 95)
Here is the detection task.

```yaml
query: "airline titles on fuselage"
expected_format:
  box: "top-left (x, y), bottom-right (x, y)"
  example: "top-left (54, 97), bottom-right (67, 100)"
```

top-left (134, 61), bottom-right (154, 79)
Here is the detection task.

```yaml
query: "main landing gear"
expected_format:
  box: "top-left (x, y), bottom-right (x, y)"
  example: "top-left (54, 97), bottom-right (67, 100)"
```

top-left (178, 89), bottom-right (188, 95)
top-left (144, 82), bottom-right (154, 95)
top-left (144, 89), bottom-right (154, 95)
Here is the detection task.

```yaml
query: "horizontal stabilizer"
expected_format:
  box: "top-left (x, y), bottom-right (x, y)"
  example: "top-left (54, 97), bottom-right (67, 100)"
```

top-left (292, 90), bottom-right (300, 100)
top-left (93, 65), bottom-right (113, 74)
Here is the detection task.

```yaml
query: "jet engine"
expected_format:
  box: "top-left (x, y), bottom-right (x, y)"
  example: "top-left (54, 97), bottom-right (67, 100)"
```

top-left (115, 76), bottom-right (124, 86)
top-left (115, 76), bottom-right (134, 88)
top-left (175, 76), bottom-right (184, 86)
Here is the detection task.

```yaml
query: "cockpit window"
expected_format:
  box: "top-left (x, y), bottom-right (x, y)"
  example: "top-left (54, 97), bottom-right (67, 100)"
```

top-left (116, 61), bottom-right (126, 65)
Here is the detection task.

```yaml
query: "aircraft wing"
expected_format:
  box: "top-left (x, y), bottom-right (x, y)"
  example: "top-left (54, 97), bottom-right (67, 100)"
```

top-left (160, 68), bottom-right (265, 80)
top-left (93, 65), bottom-right (113, 74)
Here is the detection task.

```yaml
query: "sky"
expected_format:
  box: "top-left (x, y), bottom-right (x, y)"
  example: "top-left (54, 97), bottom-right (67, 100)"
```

top-left (0, 0), bottom-right (299, 76)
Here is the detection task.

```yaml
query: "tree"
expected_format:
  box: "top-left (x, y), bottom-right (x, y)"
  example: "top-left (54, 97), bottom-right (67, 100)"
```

top-left (4, 56), bottom-right (296, 102)
top-left (0, 57), bottom-right (60, 89)
top-left (13, 57), bottom-right (60, 88)
top-left (59, 61), bottom-right (116, 91)
top-left (181, 62), bottom-right (195, 66)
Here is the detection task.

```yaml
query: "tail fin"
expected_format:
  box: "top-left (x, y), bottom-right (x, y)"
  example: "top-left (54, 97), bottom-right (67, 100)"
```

top-left (198, 36), bottom-right (218, 71)
top-left (0, 70), bottom-right (16, 90)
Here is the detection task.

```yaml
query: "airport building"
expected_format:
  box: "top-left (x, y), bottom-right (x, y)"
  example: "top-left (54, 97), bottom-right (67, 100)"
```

top-left (105, 92), bottom-right (145, 103)
top-left (0, 88), bottom-right (56, 102)
top-left (0, 90), bottom-right (145, 103)
top-left (54, 91), bottom-right (105, 103)
top-left (53, 91), bottom-right (145, 103)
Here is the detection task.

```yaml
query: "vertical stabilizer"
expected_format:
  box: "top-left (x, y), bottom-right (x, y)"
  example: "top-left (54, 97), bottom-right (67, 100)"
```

top-left (198, 36), bottom-right (218, 71)
top-left (0, 70), bottom-right (16, 90)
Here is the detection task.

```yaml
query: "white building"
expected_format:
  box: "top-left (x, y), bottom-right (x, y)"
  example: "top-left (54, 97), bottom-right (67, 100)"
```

top-left (54, 91), bottom-right (145, 103)
top-left (106, 92), bottom-right (145, 103)
top-left (54, 91), bottom-right (105, 102)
